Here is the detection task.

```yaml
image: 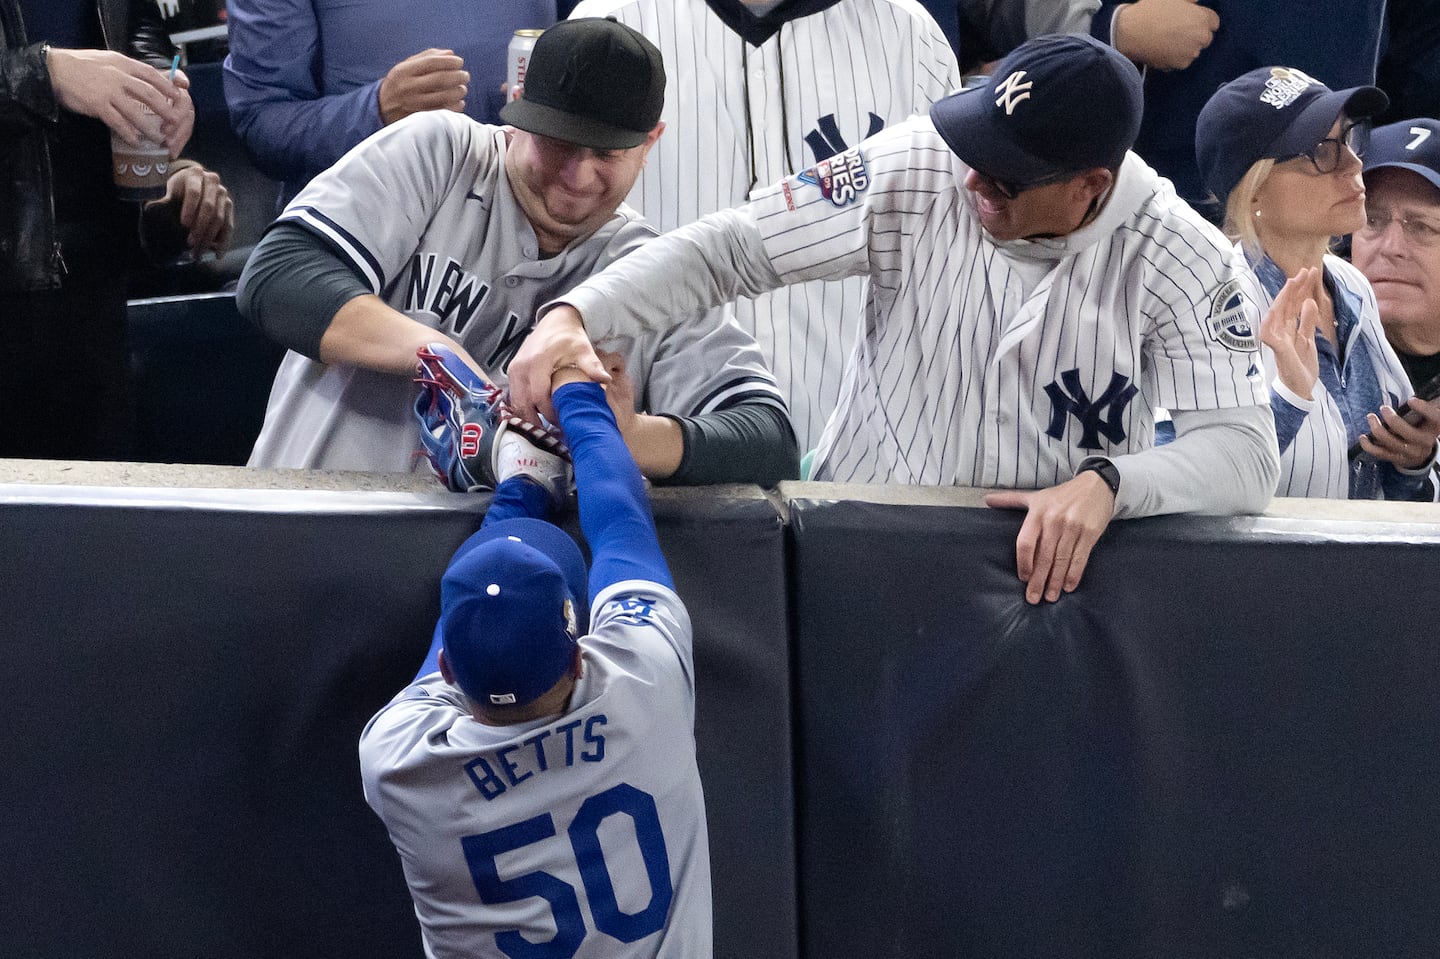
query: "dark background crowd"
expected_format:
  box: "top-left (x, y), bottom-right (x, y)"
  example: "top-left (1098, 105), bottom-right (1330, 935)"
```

top-left (2, 0), bottom-right (1438, 483)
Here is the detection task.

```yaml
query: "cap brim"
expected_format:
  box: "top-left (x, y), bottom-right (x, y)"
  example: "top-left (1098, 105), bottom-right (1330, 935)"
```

top-left (501, 98), bottom-right (649, 150)
top-left (1268, 85), bottom-right (1389, 158)
top-left (1362, 160), bottom-right (1440, 194)
top-left (929, 87), bottom-right (1057, 183)
top-left (451, 517), bottom-right (589, 624)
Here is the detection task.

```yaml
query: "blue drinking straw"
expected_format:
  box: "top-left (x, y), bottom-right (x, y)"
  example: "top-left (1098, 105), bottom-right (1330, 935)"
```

top-left (169, 53), bottom-right (180, 80)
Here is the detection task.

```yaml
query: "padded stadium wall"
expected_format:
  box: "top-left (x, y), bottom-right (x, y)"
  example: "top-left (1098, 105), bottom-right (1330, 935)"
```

top-left (1, 472), bottom-right (1436, 959)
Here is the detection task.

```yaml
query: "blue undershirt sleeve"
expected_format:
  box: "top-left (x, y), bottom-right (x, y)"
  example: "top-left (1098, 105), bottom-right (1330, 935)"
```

top-left (1269, 390), bottom-right (1307, 456)
top-left (554, 382), bottom-right (674, 596)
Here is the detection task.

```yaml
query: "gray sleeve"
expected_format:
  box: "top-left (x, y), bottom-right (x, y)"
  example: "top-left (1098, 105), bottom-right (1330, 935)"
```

top-left (1109, 404), bottom-right (1281, 519)
top-left (959, 0), bottom-right (1101, 53)
top-left (1025, 0), bottom-right (1103, 38)
top-left (662, 402), bottom-right (800, 488)
top-left (559, 208), bottom-right (785, 342)
top-left (235, 222), bottom-right (373, 360)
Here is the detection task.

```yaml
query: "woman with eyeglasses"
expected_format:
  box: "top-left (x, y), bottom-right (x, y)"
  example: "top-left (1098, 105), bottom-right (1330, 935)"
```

top-left (1194, 67), bottom-right (1440, 499)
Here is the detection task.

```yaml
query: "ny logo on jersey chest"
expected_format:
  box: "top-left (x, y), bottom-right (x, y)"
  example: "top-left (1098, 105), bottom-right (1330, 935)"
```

top-left (804, 112), bottom-right (884, 165)
top-left (1044, 369), bottom-right (1138, 450)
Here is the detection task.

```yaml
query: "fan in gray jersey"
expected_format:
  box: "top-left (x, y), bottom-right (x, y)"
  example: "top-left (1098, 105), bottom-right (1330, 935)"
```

top-left (509, 34), bottom-right (1282, 605)
top-left (237, 18), bottom-right (797, 487)
top-left (360, 371), bottom-right (711, 958)
top-left (566, 0), bottom-right (961, 453)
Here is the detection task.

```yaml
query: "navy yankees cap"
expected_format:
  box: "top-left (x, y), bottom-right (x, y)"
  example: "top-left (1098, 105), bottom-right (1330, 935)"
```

top-left (437, 518), bottom-right (590, 709)
top-left (930, 33), bottom-right (1143, 185)
top-left (1196, 66), bottom-right (1388, 202)
top-left (1363, 118), bottom-right (1440, 193)
top-left (500, 17), bottom-right (665, 150)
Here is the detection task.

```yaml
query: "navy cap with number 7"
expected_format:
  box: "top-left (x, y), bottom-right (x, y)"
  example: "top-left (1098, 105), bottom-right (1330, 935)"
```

top-left (1363, 118), bottom-right (1440, 192)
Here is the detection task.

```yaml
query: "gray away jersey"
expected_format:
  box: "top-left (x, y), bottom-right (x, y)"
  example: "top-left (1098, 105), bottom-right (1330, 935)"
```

top-left (359, 581), bottom-right (711, 959)
top-left (567, 0), bottom-right (960, 450)
top-left (248, 112), bottom-right (782, 472)
top-left (564, 116), bottom-right (1270, 489)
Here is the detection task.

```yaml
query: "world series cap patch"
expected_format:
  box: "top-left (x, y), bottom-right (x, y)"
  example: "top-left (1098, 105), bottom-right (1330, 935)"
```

top-left (1260, 67), bottom-right (1319, 110)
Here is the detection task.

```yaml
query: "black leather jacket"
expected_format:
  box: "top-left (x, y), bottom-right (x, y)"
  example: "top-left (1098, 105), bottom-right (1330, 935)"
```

top-left (0, 0), bottom-right (174, 292)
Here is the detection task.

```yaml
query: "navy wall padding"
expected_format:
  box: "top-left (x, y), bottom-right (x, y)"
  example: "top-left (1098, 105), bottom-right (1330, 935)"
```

top-left (787, 498), bottom-right (1440, 959)
top-left (5, 479), bottom-right (1438, 959)
top-left (649, 491), bottom-right (798, 959)
top-left (0, 486), bottom-right (795, 959)
top-left (0, 498), bottom-right (474, 959)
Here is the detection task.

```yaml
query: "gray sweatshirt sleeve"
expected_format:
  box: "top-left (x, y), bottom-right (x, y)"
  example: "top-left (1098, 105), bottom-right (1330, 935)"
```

top-left (1110, 404), bottom-right (1280, 519)
top-left (555, 208), bottom-right (784, 343)
top-left (957, 0), bottom-right (1103, 54)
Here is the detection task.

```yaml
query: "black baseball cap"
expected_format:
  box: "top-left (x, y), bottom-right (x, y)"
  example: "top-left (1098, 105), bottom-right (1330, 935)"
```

top-left (437, 518), bottom-right (590, 708)
top-left (500, 17), bottom-right (665, 150)
top-left (1196, 66), bottom-right (1388, 202)
top-left (1363, 118), bottom-right (1440, 193)
top-left (930, 33), bottom-right (1143, 185)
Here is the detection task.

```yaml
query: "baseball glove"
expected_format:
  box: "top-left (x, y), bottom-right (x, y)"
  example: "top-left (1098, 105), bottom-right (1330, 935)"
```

top-left (413, 343), bottom-right (571, 495)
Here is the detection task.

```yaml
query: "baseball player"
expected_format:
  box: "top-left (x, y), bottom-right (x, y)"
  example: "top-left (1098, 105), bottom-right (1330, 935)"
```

top-left (239, 18), bottom-right (797, 487)
top-left (565, 0), bottom-right (961, 453)
top-left (509, 34), bottom-right (1281, 604)
top-left (359, 366), bottom-right (711, 958)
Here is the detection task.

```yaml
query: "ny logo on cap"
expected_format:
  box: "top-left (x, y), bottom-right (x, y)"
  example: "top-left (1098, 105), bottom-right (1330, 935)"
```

top-left (994, 71), bottom-right (1034, 115)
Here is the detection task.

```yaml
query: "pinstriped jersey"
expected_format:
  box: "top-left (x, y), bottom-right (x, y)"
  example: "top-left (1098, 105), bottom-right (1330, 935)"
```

top-left (1244, 252), bottom-right (1426, 500)
top-left (568, 116), bottom-right (1269, 488)
top-left (566, 0), bottom-right (961, 450)
top-left (359, 581), bottom-right (711, 959)
top-left (247, 111), bottom-right (783, 472)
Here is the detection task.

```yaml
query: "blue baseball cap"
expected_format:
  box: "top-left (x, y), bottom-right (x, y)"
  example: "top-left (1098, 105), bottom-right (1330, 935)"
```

top-left (1196, 66), bottom-right (1388, 202)
top-left (930, 33), bottom-right (1143, 184)
top-left (1363, 118), bottom-right (1440, 193)
top-left (437, 518), bottom-right (589, 708)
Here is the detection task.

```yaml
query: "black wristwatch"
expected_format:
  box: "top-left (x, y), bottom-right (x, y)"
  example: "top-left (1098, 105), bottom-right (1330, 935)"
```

top-left (1077, 457), bottom-right (1121, 498)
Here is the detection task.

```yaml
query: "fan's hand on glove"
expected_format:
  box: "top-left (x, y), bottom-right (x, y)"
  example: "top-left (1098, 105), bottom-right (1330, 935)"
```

top-left (413, 343), bottom-right (571, 502)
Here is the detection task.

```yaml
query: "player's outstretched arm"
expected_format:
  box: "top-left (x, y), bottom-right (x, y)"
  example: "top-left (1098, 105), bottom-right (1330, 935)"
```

top-left (551, 372), bottom-right (672, 597)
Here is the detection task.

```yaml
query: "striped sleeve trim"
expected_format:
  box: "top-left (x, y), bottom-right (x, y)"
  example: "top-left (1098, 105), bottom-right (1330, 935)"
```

top-left (279, 205), bottom-right (387, 293)
top-left (692, 375), bottom-right (788, 416)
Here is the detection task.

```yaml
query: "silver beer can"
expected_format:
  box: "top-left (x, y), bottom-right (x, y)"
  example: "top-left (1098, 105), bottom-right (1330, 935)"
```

top-left (508, 29), bottom-right (544, 101)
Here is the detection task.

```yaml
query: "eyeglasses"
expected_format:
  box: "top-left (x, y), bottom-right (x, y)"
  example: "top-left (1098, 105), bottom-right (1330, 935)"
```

top-left (1279, 120), bottom-right (1371, 174)
top-left (971, 167), bottom-right (1077, 199)
top-left (1359, 207), bottom-right (1440, 246)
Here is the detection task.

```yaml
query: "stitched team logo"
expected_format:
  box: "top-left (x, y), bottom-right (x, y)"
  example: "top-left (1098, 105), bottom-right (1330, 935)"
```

top-left (993, 70), bottom-right (1033, 115)
top-left (804, 113), bottom-right (884, 165)
top-left (460, 422), bottom-right (485, 458)
top-left (1206, 278), bottom-right (1258, 352)
top-left (1044, 369), bottom-right (1139, 450)
top-left (1260, 67), bottom-right (1319, 110)
top-left (604, 595), bottom-right (659, 626)
top-left (797, 147), bottom-right (870, 207)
